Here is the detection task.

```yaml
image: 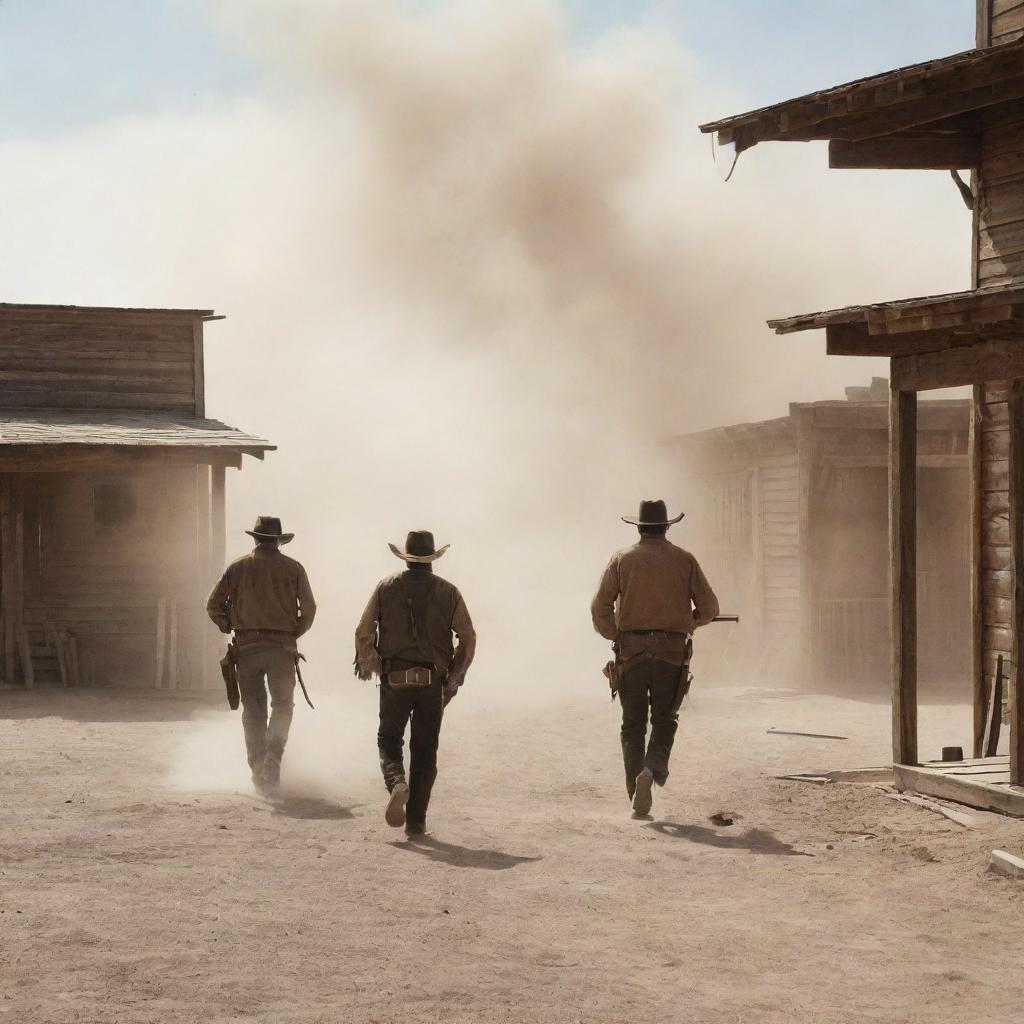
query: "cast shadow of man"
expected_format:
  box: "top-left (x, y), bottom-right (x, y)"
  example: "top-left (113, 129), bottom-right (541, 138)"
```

top-left (270, 796), bottom-right (360, 821)
top-left (390, 835), bottom-right (541, 871)
top-left (646, 821), bottom-right (812, 857)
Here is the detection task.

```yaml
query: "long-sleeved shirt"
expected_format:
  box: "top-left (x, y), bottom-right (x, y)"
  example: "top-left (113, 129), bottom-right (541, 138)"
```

top-left (590, 536), bottom-right (719, 641)
top-left (355, 567), bottom-right (475, 683)
top-left (206, 547), bottom-right (317, 639)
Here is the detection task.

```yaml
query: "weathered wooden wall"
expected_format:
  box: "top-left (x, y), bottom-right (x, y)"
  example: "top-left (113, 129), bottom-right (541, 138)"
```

top-left (0, 310), bottom-right (201, 414)
top-left (989, 0), bottom-right (1024, 46)
top-left (759, 452), bottom-right (801, 671)
top-left (977, 99), bottom-right (1024, 289)
top-left (1, 463), bottom-right (221, 689)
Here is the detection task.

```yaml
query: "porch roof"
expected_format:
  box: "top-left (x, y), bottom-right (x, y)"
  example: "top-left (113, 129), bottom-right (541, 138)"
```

top-left (766, 284), bottom-right (1024, 358)
top-left (0, 410), bottom-right (274, 457)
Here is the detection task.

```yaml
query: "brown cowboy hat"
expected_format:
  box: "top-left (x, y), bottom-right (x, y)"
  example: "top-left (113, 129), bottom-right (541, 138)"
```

top-left (245, 515), bottom-right (294, 544)
top-left (389, 530), bottom-right (450, 563)
top-left (622, 499), bottom-right (685, 527)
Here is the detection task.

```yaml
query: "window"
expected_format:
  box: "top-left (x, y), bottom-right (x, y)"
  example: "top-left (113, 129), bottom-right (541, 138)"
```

top-left (93, 481), bottom-right (137, 530)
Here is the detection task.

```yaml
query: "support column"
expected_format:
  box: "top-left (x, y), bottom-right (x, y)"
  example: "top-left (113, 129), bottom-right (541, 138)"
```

top-left (211, 464), bottom-right (226, 574)
top-left (970, 384), bottom-right (985, 756)
top-left (796, 407), bottom-right (815, 683)
top-left (194, 464), bottom-right (213, 690)
top-left (890, 383), bottom-right (917, 766)
top-left (1008, 380), bottom-right (1024, 784)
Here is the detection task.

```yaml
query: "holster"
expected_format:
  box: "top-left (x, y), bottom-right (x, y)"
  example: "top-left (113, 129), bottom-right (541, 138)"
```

top-left (220, 642), bottom-right (240, 711)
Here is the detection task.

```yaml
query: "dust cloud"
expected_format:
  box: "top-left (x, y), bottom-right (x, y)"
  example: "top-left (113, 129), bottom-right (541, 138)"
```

top-left (0, 1), bottom-right (971, 790)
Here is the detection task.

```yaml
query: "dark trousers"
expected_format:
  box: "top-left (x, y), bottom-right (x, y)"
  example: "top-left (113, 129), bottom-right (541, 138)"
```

top-left (237, 644), bottom-right (296, 773)
top-left (378, 678), bottom-right (444, 826)
top-left (619, 657), bottom-right (685, 797)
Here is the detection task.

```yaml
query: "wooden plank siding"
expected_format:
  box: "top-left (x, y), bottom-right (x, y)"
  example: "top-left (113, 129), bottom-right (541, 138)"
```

top-left (979, 381), bottom-right (1015, 724)
top-left (978, 99), bottom-right (1024, 289)
top-left (992, 0), bottom-right (1024, 45)
top-left (0, 320), bottom-right (198, 413)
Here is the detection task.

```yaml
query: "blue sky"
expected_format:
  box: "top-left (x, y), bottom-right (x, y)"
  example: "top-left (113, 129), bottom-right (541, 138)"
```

top-left (0, 0), bottom-right (976, 138)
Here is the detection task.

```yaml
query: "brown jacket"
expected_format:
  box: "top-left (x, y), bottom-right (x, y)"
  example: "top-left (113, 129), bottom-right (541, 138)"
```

top-left (355, 567), bottom-right (475, 683)
top-left (206, 547), bottom-right (317, 640)
top-left (591, 537), bottom-right (719, 642)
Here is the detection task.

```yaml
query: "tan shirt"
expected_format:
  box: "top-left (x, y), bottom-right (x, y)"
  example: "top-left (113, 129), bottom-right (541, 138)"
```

top-left (355, 568), bottom-right (476, 683)
top-left (591, 537), bottom-right (719, 641)
top-left (206, 547), bottom-right (317, 638)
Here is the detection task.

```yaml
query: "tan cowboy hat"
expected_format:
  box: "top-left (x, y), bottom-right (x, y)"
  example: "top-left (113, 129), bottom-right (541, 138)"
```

top-left (245, 515), bottom-right (294, 544)
top-left (622, 499), bottom-right (685, 526)
top-left (389, 530), bottom-right (450, 563)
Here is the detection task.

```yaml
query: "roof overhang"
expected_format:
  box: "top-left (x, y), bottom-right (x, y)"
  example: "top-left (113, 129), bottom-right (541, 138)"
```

top-left (768, 286), bottom-right (1024, 392)
top-left (699, 39), bottom-right (1024, 165)
top-left (768, 285), bottom-right (1024, 357)
top-left (0, 411), bottom-right (275, 460)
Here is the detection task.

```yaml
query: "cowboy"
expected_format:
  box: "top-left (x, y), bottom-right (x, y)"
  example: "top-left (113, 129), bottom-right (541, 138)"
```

top-left (206, 516), bottom-right (317, 791)
top-left (591, 499), bottom-right (719, 817)
top-left (354, 530), bottom-right (475, 836)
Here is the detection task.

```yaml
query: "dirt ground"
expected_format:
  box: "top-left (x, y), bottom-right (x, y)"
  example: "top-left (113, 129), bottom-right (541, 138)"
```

top-left (4, 682), bottom-right (1024, 1024)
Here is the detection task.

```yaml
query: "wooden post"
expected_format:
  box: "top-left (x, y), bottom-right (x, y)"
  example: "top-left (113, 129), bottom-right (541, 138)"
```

top-left (168, 601), bottom-right (179, 690)
top-left (154, 597), bottom-right (167, 688)
top-left (193, 319), bottom-right (206, 419)
top-left (211, 464), bottom-right (226, 575)
top-left (17, 626), bottom-right (34, 690)
top-left (1008, 379), bottom-right (1024, 785)
top-left (1, 477), bottom-right (25, 687)
top-left (890, 383), bottom-right (918, 767)
top-left (970, 384), bottom-right (985, 756)
top-left (796, 407), bottom-right (815, 683)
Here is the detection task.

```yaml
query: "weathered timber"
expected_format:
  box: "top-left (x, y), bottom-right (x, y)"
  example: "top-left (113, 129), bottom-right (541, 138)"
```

top-left (829, 133), bottom-right (980, 170)
top-left (892, 337), bottom-right (1024, 391)
top-left (972, 385), bottom-right (986, 755)
top-left (1010, 379), bottom-right (1024, 784)
top-left (890, 385), bottom-right (917, 766)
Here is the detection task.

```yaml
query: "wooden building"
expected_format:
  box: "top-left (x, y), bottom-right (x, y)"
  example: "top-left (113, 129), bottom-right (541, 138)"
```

top-left (673, 379), bottom-right (971, 689)
top-left (0, 303), bottom-right (273, 691)
top-left (699, 10), bottom-right (1024, 812)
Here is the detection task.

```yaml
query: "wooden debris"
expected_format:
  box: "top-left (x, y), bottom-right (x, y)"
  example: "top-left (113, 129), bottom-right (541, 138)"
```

top-left (989, 849), bottom-right (1024, 877)
top-left (767, 728), bottom-right (848, 740)
top-left (885, 790), bottom-right (981, 828)
top-left (775, 767), bottom-right (892, 785)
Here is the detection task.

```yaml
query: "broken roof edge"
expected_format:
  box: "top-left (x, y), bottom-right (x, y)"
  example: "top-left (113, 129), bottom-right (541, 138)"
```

top-left (767, 284), bottom-right (1024, 336)
top-left (698, 38), bottom-right (1024, 149)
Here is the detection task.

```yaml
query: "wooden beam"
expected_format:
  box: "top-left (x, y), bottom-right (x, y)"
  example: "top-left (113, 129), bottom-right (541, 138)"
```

top-left (829, 134), bottom-right (980, 170)
top-left (796, 407), bottom-right (815, 683)
top-left (211, 464), bottom-right (226, 575)
top-left (971, 385), bottom-right (986, 757)
top-left (890, 384), bottom-right (918, 766)
top-left (193, 319), bottom-right (205, 419)
top-left (1009, 379), bottom-right (1024, 785)
top-left (891, 337), bottom-right (1024, 391)
top-left (0, 449), bottom-right (246, 473)
top-left (823, 321), bottom-right (1014, 358)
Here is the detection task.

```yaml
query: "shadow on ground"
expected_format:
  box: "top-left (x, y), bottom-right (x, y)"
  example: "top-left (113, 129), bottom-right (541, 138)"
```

top-left (646, 821), bottom-right (812, 857)
top-left (0, 689), bottom-right (221, 723)
top-left (270, 797), bottom-right (360, 821)
top-left (390, 835), bottom-right (541, 870)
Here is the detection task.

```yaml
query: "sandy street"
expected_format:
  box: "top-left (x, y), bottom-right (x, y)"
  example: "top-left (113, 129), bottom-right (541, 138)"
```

top-left (3, 683), bottom-right (1024, 1024)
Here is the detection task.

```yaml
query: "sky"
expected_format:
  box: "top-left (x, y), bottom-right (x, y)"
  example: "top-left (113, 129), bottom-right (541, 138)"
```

top-left (0, 1), bottom-right (974, 139)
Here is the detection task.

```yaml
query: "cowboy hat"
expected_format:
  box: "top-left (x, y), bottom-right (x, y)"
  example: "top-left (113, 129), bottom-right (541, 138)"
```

top-left (245, 515), bottom-right (294, 544)
top-left (622, 499), bottom-right (685, 527)
top-left (389, 530), bottom-right (450, 563)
